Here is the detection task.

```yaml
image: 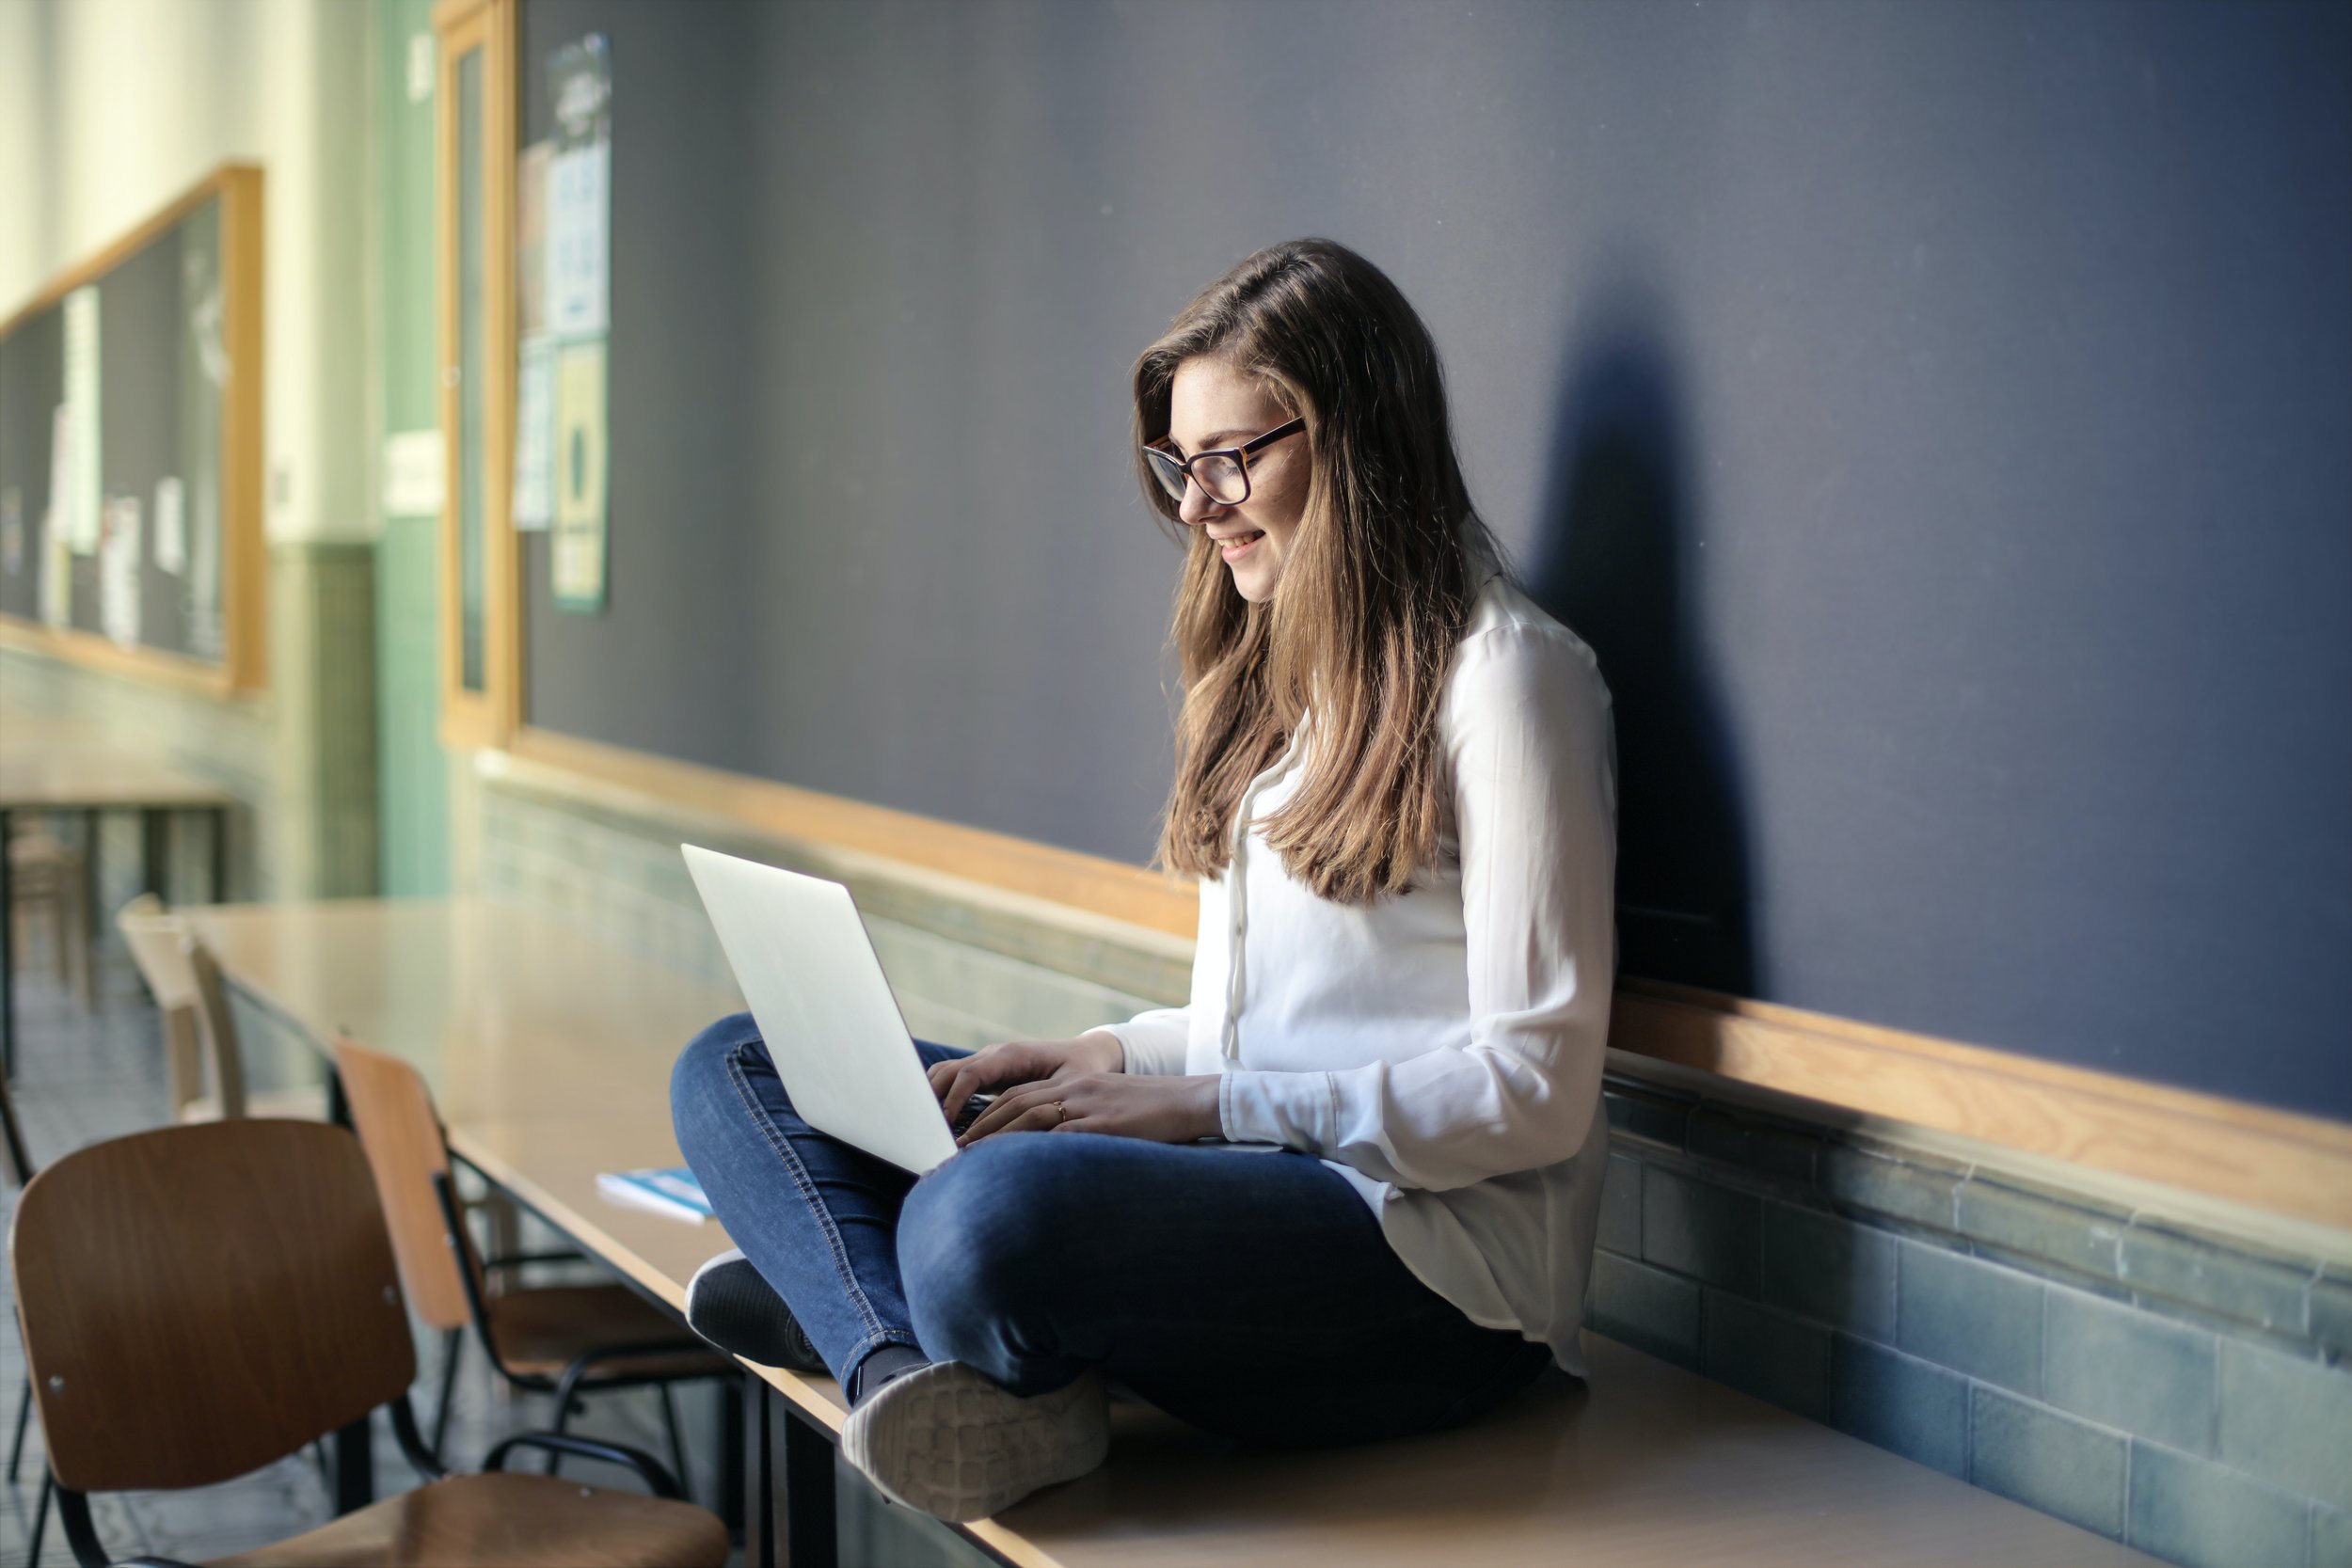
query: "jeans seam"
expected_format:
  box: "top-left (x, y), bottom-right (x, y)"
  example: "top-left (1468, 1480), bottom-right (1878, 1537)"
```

top-left (721, 1040), bottom-right (898, 1350)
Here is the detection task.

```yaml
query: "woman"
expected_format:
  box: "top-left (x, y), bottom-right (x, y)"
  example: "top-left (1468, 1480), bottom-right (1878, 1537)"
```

top-left (670, 237), bottom-right (1618, 1524)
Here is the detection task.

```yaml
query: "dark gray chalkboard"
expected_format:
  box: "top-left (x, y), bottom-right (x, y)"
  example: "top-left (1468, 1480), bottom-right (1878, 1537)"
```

top-left (514, 0), bottom-right (2350, 1121)
top-left (0, 198), bottom-right (225, 662)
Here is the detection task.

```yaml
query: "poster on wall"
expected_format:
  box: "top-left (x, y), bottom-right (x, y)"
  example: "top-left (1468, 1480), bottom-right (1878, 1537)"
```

top-left (513, 337), bottom-right (554, 531)
top-left (550, 338), bottom-right (608, 610)
top-left (153, 476), bottom-right (186, 575)
top-left (39, 513), bottom-right (70, 626)
top-left (63, 286), bottom-right (102, 555)
top-left (48, 405), bottom-right (77, 560)
top-left (99, 494), bottom-right (142, 646)
top-left (537, 32), bottom-right (611, 611)
top-left (546, 35), bottom-right (610, 338)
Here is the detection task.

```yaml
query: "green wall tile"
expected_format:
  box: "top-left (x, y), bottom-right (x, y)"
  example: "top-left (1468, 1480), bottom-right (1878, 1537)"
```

top-left (1702, 1290), bottom-right (1829, 1421)
top-left (1588, 1252), bottom-right (1701, 1370)
top-left (1969, 1385), bottom-right (2127, 1539)
top-left (1956, 1178), bottom-right (2126, 1282)
top-left (1761, 1198), bottom-right (1897, 1340)
top-left (2220, 1338), bottom-right (2352, 1512)
top-left (2120, 1225), bottom-right (2314, 1340)
top-left (1597, 1152), bottom-right (1641, 1255)
top-left (1602, 1082), bottom-right (1692, 1150)
top-left (1685, 1104), bottom-right (1820, 1188)
top-left (2043, 1286), bottom-right (2217, 1456)
top-left (1642, 1164), bottom-right (1762, 1296)
top-left (2309, 1271), bottom-right (2352, 1359)
top-left (1898, 1241), bottom-right (2043, 1396)
top-left (1819, 1143), bottom-right (1962, 1232)
top-left (2127, 1440), bottom-right (2311, 1568)
top-left (1826, 1332), bottom-right (1968, 1479)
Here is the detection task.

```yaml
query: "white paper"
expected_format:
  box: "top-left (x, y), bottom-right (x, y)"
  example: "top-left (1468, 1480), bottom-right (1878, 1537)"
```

top-left (64, 287), bottom-right (102, 554)
top-left (152, 477), bottom-right (186, 575)
top-left (512, 340), bottom-right (555, 531)
top-left (48, 405), bottom-right (77, 560)
top-left (188, 478), bottom-right (221, 659)
top-left (100, 495), bottom-right (142, 646)
top-left (550, 339), bottom-right (608, 610)
top-left (547, 140), bottom-right (609, 337)
top-left (382, 428), bottom-right (446, 517)
top-left (39, 515), bottom-right (70, 626)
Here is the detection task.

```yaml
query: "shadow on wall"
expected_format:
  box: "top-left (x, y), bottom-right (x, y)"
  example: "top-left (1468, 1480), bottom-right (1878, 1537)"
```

top-left (1521, 275), bottom-right (1755, 1000)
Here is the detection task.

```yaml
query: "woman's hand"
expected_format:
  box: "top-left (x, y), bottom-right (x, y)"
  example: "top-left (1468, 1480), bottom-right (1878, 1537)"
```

top-left (955, 1074), bottom-right (1222, 1148)
top-left (928, 1032), bottom-right (1125, 1126)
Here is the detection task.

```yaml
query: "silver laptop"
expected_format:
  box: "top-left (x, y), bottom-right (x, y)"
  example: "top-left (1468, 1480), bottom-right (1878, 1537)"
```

top-left (681, 844), bottom-right (961, 1175)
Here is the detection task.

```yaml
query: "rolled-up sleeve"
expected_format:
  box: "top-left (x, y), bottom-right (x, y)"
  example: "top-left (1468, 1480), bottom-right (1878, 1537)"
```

top-left (1218, 626), bottom-right (1618, 1190)
top-left (1088, 1006), bottom-right (1193, 1076)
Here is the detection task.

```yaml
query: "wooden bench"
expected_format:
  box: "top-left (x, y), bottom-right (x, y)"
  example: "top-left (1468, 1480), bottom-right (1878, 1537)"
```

top-left (190, 899), bottom-right (2168, 1568)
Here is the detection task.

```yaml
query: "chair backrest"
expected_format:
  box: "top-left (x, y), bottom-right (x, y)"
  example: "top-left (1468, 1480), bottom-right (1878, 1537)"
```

top-left (115, 896), bottom-right (221, 1118)
top-left (11, 1118), bottom-right (417, 1493)
top-left (331, 1035), bottom-right (478, 1333)
top-left (183, 935), bottom-right (250, 1120)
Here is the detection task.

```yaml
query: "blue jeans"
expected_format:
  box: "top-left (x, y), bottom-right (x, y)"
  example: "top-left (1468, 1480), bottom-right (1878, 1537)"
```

top-left (670, 1011), bottom-right (1557, 1448)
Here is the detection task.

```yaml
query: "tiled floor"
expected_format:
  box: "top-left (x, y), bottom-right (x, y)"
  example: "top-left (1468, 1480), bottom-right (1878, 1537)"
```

top-left (0, 927), bottom-right (739, 1567)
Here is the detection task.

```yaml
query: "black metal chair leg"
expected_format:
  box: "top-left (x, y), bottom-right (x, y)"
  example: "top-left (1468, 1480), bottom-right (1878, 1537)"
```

top-left (658, 1383), bottom-right (690, 1506)
top-left (543, 1357), bottom-right (592, 1476)
top-left (28, 1470), bottom-right (54, 1567)
top-left (8, 1375), bottom-right (31, 1482)
top-left (432, 1326), bottom-right (464, 1463)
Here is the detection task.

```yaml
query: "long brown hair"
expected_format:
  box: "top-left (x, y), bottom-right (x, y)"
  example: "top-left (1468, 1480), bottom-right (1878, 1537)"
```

top-left (1132, 238), bottom-right (1513, 906)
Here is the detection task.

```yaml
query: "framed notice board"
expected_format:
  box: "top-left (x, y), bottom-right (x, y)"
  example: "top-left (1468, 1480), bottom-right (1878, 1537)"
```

top-left (0, 164), bottom-right (266, 696)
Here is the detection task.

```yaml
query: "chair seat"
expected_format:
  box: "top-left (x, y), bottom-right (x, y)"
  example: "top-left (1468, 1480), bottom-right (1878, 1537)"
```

top-left (176, 1085), bottom-right (333, 1124)
top-left (487, 1282), bottom-right (733, 1381)
top-left (200, 1469), bottom-right (729, 1567)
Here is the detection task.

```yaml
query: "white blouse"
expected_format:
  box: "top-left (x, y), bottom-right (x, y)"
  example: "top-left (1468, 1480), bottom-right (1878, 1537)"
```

top-left (1089, 572), bottom-right (1619, 1378)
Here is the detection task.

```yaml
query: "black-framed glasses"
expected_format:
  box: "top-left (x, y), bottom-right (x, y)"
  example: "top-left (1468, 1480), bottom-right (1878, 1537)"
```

top-left (1141, 418), bottom-right (1306, 507)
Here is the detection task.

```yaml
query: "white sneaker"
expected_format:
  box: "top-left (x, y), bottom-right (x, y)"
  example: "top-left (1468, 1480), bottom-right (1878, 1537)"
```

top-left (842, 1360), bottom-right (1110, 1522)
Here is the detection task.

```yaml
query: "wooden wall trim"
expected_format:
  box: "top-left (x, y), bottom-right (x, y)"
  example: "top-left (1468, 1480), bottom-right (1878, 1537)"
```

top-left (505, 723), bottom-right (1201, 937)
top-left (219, 166), bottom-right (267, 693)
top-left (1612, 977), bottom-right (2352, 1234)
top-left (0, 619), bottom-right (255, 702)
top-left (498, 722), bottom-right (2345, 1235)
top-left (433, 0), bottom-right (516, 751)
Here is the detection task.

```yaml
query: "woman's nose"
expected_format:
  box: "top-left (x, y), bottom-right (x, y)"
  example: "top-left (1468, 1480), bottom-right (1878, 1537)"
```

top-left (1178, 478), bottom-right (1226, 526)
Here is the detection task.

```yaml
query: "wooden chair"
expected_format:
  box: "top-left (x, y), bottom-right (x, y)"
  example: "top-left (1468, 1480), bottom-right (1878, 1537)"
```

top-left (8, 822), bottom-right (91, 1007)
top-left (1, 1069), bottom-right (56, 1566)
top-left (11, 1117), bottom-right (730, 1568)
top-left (115, 895), bottom-right (328, 1122)
top-left (330, 1036), bottom-right (734, 1482)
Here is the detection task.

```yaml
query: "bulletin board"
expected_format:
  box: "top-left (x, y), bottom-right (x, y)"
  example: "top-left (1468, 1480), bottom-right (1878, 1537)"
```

top-left (0, 165), bottom-right (266, 695)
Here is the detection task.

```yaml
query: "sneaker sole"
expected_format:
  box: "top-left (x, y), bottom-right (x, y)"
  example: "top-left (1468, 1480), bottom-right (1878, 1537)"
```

top-left (843, 1360), bottom-right (1109, 1523)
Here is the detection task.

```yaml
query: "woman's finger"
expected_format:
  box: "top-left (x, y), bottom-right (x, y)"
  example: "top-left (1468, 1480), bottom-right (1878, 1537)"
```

top-left (935, 1048), bottom-right (1025, 1113)
top-left (935, 1061), bottom-right (984, 1113)
top-left (958, 1083), bottom-right (1057, 1145)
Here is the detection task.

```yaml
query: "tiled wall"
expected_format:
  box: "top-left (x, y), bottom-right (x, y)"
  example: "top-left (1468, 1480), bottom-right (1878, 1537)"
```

top-left (464, 754), bottom-right (2351, 1568)
top-left (1591, 1082), bottom-right (2351, 1568)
